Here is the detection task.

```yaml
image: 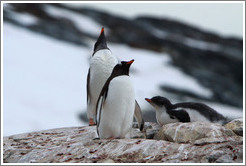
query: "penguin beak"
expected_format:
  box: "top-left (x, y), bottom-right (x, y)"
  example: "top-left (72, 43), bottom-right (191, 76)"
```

top-left (93, 27), bottom-right (108, 53)
top-left (100, 27), bottom-right (104, 35)
top-left (127, 59), bottom-right (134, 65)
top-left (145, 98), bottom-right (152, 103)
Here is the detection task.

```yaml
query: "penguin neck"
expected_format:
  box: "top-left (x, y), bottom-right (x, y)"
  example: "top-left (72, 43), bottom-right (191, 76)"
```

top-left (92, 48), bottom-right (110, 56)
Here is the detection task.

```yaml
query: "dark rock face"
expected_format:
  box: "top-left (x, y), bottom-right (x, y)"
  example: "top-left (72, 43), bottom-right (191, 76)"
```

top-left (3, 3), bottom-right (243, 108)
top-left (3, 122), bottom-right (243, 163)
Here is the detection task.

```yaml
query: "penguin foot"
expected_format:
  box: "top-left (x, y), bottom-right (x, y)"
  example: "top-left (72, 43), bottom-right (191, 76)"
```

top-left (89, 119), bottom-right (96, 126)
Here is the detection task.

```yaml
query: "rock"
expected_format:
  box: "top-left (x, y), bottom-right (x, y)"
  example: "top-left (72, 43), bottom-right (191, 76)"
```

top-left (3, 123), bottom-right (243, 163)
top-left (154, 122), bottom-right (235, 143)
top-left (99, 158), bottom-right (115, 163)
top-left (132, 122), bottom-right (161, 139)
top-left (224, 118), bottom-right (243, 136)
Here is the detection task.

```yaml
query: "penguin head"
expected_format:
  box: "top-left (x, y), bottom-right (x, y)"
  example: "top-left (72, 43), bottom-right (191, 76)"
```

top-left (111, 59), bottom-right (134, 77)
top-left (93, 27), bottom-right (108, 54)
top-left (145, 96), bottom-right (172, 110)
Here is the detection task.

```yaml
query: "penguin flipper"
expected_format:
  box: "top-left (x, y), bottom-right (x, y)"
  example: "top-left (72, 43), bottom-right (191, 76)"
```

top-left (134, 100), bottom-right (145, 131)
top-left (95, 78), bottom-right (111, 137)
top-left (169, 109), bottom-right (191, 122)
top-left (96, 95), bottom-right (104, 127)
top-left (86, 69), bottom-right (91, 104)
top-left (87, 68), bottom-right (97, 125)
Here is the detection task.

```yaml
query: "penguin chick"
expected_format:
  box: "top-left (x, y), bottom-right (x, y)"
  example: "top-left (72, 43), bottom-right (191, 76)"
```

top-left (87, 27), bottom-right (118, 126)
top-left (145, 96), bottom-right (228, 126)
top-left (96, 60), bottom-right (136, 139)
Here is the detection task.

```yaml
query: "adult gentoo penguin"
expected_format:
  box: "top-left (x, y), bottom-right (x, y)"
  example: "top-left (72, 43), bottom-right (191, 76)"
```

top-left (87, 27), bottom-right (144, 130)
top-left (96, 60), bottom-right (136, 139)
top-left (87, 27), bottom-right (118, 126)
top-left (145, 96), bottom-right (228, 126)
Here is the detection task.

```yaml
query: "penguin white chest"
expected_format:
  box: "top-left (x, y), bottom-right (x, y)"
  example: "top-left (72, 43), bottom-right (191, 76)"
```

top-left (156, 109), bottom-right (179, 125)
top-left (87, 50), bottom-right (118, 119)
top-left (98, 76), bottom-right (135, 139)
top-left (90, 50), bottom-right (118, 98)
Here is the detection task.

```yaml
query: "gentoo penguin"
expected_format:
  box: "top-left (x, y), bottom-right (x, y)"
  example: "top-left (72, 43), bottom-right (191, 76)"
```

top-left (145, 96), bottom-right (228, 126)
top-left (87, 27), bottom-right (118, 126)
top-left (96, 60), bottom-right (136, 139)
top-left (87, 27), bottom-right (144, 130)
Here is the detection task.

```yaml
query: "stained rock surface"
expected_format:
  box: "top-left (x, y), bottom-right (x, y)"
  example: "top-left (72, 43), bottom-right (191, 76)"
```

top-left (3, 122), bottom-right (243, 163)
top-left (154, 122), bottom-right (236, 143)
top-left (224, 118), bottom-right (243, 136)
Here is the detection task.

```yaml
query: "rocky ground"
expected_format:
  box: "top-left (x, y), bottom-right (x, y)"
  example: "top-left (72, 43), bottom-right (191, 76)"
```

top-left (3, 119), bottom-right (243, 163)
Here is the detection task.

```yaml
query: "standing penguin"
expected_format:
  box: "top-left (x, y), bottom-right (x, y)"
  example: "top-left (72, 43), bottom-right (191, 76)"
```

top-left (96, 60), bottom-right (136, 139)
top-left (145, 96), bottom-right (228, 126)
top-left (87, 28), bottom-right (144, 130)
top-left (87, 27), bottom-right (118, 126)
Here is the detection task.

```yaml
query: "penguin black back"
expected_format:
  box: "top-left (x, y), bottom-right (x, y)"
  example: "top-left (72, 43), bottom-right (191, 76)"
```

top-left (173, 102), bottom-right (227, 123)
top-left (156, 96), bottom-right (227, 123)
top-left (93, 27), bottom-right (108, 54)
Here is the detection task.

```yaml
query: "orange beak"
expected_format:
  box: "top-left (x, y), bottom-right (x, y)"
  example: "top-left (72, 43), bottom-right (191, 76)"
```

top-left (100, 27), bottom-right (104, 35)
top-left (145, 98), bottom-right (152, 103)
top-left (127, 59), bottom-right (134, 65)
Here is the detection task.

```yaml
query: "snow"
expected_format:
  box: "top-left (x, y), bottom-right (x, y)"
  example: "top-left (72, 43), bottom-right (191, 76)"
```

top-left (109, 44), bottom-right (213, 108)
top-left (12, 13), bottom-right (38, 26)
top-left (5, 9), bottom-right (38, 26)
top-left (45, 5), bottom-right (102, 36)
top-left (183, 37), bottom-right (221, 51)
top-left (152, 28), bottom-right (221, 52)
top-left (3, 23), bottom-right (90, 136)
top-left (2, 21), bottom-right (243, 136)
top-left (67, 3), bottom-right (243, 38)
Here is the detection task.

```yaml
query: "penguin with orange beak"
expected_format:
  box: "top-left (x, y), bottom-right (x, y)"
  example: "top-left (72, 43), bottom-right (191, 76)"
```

top-left (96, 60), bottom-right (137, 139)
top-left (87, 27), bottom-right (118, 126)
top-left (145, 96), bottom-right (227, 126)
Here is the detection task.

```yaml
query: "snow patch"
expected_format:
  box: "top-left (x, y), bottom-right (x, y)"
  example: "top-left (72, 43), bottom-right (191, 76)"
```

top-left (45, 5), bottom-right (102, 35)
top-left (7, 11), bottom-right (38, 26)
top-left (183, 37), bottom-right (221, 51)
